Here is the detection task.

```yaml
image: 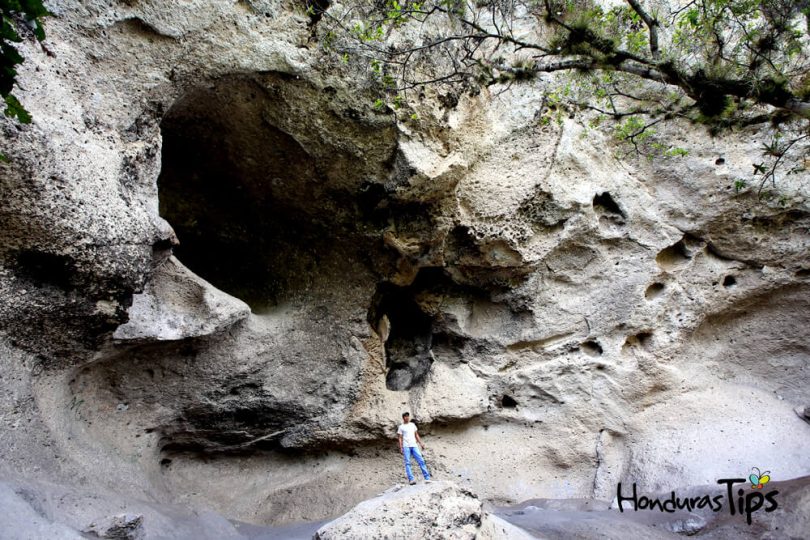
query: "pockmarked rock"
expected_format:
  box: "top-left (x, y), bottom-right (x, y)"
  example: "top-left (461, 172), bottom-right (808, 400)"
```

top-left (0, 0), bottom-right (809, 535)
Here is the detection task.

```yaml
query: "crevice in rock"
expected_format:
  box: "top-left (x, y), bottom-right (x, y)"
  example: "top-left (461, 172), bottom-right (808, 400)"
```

top-left (580, 340), bottom-right (603, 356)
top-left (14, 250), bottom-right (77, 291)
top-left (500, 395), bottom-right (518, 408)
top-left (368, 267), bottom-right (501, 390)
top-left (644, 282), bottom-right (665, 300)
top-left (593, 192), bottom-right (625, 222)
top-left (369, 278), bottom-right (435, 391)
top-left (722, 275), bottom-right (737, 287)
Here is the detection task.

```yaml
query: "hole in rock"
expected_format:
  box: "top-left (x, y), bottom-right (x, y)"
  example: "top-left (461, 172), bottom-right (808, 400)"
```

top-left (156, 74), bottom-right (397, 312)
top-left (580, 340), bottom-right (603, 356)
top-left (722, 275), bottom-right (737, 287)
top-left (715, 157), bottom-right (725, 165)
top-left (304, 0), bottom-right (330, 26)
top-left (369, 277), bottom-right (435, 391)
top-left (15, 250), bottom-right (76, 291)
top-left (151, 238), bottom-right (174, 254)
top-left (655, 236), bottom-right (697, 271)
top-left (501, 395), bottom-right (518, 408)
top-left (368, 268), bottom-right (495, 390)
top-left (593, 192), bottom-right (625, 219)
top-left (622, 331), bottom-right (653, 352)
top-left (644, 282), bottom-right (665, 300)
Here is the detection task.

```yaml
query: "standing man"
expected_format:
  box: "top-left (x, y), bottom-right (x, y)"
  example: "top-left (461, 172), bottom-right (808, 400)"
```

top-left (397, 412), bottom-right (431, 485)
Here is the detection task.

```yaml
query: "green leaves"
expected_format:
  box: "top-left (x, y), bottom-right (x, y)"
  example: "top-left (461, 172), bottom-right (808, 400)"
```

top-left (4, 93), bottom-right (30, 122)
top-left (323, 0), bottom-right (808, 193)
top-left (664, 146), bottom-right (688, 157)
top-left (1, 0), bottom-right (49, 124)
top-left (761, 133), bottom-right (785, 158)
top-left (351, 21), bottom-right (385, 43)
top-left (684, 8), bottom-right (699, 28)
top-left (615, 116), bottom-right (649, 142)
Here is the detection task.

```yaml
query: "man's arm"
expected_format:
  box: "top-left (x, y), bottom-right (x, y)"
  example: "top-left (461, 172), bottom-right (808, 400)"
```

top-left (398, 433), bottom-right (403, 453)
top-left (415, 431), bottom-right (425, 450)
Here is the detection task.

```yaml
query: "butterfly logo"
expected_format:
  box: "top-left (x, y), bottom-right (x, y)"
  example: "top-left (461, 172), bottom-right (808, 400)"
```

top-left (749, 467), bottom-right (771, 489)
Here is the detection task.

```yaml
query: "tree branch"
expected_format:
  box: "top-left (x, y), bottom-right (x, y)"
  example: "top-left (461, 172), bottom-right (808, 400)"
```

top-left (625, 0), bottom-right (659, 58)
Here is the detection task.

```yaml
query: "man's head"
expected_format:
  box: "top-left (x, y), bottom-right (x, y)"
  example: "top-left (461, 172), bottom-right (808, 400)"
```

top-left (402, 412), bottom-right (410, 423)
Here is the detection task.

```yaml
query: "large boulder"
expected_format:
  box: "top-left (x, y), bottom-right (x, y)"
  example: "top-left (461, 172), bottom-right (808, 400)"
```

top-left (314, 481), bottom-right (486, 540)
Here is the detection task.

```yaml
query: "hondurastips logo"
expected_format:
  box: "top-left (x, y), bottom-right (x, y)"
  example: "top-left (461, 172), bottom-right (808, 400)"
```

top-left (617, 468), bottom-right (779, 525)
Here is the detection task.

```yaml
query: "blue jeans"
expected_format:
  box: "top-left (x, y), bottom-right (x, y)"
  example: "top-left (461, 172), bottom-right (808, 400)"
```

top-left (402, 446), bottom-right (430, 482)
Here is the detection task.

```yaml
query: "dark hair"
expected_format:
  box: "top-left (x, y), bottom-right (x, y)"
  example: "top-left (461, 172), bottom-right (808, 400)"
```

top-left (402, 411), bottom-right (410, 418)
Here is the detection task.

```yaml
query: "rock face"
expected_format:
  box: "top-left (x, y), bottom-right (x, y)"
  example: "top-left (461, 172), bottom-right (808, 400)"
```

top-left (314, 481), bottom-right (484, 540)
top-left (112, 256), bottom-right (250, 342)
top-left (0, 0), bottom-right (809, 537)
top-left (84, 513), bottom-right (145, 540)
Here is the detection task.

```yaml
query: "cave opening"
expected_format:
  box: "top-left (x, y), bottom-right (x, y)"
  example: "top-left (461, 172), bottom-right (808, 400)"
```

top-left (370, 279), bottom-right (435, 391)
top-left (156, 77), bottom-right (325, 312)
top-left (155, 74), bottom-right (398, 314)
top-left (368, 267), bottom-right (499, 391)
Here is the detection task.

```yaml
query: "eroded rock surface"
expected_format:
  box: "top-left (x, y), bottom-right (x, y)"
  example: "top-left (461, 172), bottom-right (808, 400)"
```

top-left (0, 0), bottom-right (809, 537)
top-left (113, 256), bottom-right (250, 342)
top-left (314, 481), bottom-right (484, 540)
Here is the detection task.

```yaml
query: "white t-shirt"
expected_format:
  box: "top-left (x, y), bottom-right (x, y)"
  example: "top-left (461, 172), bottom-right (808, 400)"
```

top-left (398, 422), bottom-right (418, 447)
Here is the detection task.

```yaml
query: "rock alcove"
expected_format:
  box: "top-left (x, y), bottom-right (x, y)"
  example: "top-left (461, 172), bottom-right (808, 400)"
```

top-left (156, 73), bottom-right (399, 312)
top-left (68, 74), bottom-right (409, 457)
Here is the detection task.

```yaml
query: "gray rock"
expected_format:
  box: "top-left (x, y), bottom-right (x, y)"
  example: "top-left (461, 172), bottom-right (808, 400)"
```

top-left (84, 513), bottom-right (145, 539)
top-left (0, 0), bottom-right (808, 532)
top-left (314, 481), bottom-right (484, 540)
top-left (113, 256), bottom-right (250, 341)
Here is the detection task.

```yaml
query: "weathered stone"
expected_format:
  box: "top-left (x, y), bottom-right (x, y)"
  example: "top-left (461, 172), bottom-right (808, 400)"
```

top-left (0, 0), bottom-right (808, 538)
top-left (84, 513), bottom-right (145, 540)
top-left (113, 256), bottom-right (250, 341)
top-left (314, 481), bottom-right (483, 540)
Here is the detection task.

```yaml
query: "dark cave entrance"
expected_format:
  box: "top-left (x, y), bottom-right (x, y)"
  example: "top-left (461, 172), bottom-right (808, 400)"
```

top-left (368, 268), bottom-right (492, 391)
top-left (157, 78), bottom-right (327, 312)
top-left (367, 266), bottom-right (520, 391)
top-left (370, 281), bottom-right (435, 390)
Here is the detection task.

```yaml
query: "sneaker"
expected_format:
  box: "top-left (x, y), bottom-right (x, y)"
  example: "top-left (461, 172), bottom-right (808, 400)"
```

top-left (425, 479), bottom-right (433, 483)
top-left (409, 480), bottom-right (417, 485)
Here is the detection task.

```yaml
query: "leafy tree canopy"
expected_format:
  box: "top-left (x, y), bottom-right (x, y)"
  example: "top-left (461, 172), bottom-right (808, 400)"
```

top-left (313, 0), bottom-right (810, 194)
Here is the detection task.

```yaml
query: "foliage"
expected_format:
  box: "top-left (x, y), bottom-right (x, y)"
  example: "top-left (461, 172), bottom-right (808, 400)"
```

top-left (310, 0), bottom-right (810, 192)
top-left (1, 0), bottom-right (48, 124)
